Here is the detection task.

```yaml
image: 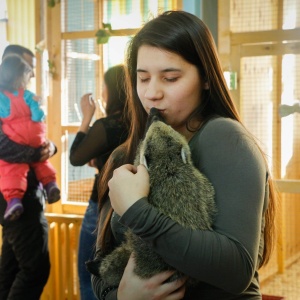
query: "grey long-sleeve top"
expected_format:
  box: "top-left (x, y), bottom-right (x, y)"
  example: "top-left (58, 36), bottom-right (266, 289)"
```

top-left (92, 117), bottom-right (268, 299)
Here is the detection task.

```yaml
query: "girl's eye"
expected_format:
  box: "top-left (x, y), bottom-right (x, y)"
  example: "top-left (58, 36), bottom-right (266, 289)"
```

top-left (139, 77), bottom-right (150, 83)
top-left (138, 76), bottom-right (178, 83)
top-left (165, 77), bottom-right (178, 82)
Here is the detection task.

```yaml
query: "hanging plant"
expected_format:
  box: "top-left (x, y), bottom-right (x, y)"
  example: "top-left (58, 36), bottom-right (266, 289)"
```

top-left (96, 30), bottom-right (110, 44)
top-left (47, 0), bottom-right (60, 8)
top-left (35, 40), bottom-right (45, 54)
top-left (48, 59), bottom-right (56, 77)
top-left (96, 23), bottom-right (112, 44)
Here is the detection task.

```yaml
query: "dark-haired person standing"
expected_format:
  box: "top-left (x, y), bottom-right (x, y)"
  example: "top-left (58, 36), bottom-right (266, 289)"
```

top-left (0, 44), bottom-right (55, 299)
top-left (70, 65), bottom-right (129, 300)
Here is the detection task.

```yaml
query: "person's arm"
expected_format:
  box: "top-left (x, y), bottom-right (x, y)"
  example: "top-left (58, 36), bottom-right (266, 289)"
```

top-left (70, 119), bottom-right (111, 166)
top-left (70, 93), bottom-right (111, 166)
top-left (91, 186), bottom-right (187, 300)
top-left (91, 255), bottom-right (186, 300)
top-left (0, 121), bottom-right (41, 162)
top-left (0, 120), bottom-right (56, 163)
top-left (91, 274), bottom-right (118, 300)
top-left (0, 91), bottom-right (10, 118)
top-left (117, 118), bottom-right (267, 294)
top-left (24, 90), bottom-right (45, 122)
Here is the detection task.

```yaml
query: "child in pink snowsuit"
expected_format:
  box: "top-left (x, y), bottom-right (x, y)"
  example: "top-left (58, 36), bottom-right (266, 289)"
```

top-left (0, 54), bottom-right (60, 221)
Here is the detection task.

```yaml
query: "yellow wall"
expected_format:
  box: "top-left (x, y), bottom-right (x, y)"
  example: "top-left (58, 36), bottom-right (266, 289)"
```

top-left (6, 0), bottom-right (36, 52)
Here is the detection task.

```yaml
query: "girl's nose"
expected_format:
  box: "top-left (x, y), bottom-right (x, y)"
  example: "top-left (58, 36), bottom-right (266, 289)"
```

top-left (144, 81), bottom-right (163, 100)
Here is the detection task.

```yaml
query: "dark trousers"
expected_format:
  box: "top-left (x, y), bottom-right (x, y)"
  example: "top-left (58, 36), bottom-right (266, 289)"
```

top-left (0, 214), bottom-right (50, 300)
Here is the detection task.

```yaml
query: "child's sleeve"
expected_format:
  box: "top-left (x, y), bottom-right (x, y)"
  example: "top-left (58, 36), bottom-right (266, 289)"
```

top-left (24, 90), bottom-right (45, 122)
top-left (0, 92), bottom-right (11, 118)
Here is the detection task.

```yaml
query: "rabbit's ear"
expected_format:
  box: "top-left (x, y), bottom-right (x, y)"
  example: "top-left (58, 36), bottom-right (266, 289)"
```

top-left (141, 155), bottom-right (149, 170)
top-left (181, 147), bottom-right (187, 164)
top-left (85, 259), bottom-right (101, 276)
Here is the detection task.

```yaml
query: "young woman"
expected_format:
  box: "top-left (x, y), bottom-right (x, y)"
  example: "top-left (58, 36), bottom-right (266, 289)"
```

top-left (91, 11), bottom-right (276, 300)
top-left (70, 65), bottom-right (129, 300)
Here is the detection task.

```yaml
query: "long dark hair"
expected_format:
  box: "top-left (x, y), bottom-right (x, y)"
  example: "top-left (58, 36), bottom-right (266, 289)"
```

top-left (97, 10), bottom-right (276, 267)
top-left (104, 65), bottom-right (127, 116)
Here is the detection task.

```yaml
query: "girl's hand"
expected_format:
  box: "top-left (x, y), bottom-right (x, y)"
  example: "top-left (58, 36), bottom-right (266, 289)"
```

top-left (88, 158), bottom-right (97, 168)
top-left (108, 164), bottom-right (150, 216)
top-left (80, 93), bottom-right (96, 119)
top-left (118, 255), bottom-right (187, 300)
top-left (79, 93), bottom-right (96, 133)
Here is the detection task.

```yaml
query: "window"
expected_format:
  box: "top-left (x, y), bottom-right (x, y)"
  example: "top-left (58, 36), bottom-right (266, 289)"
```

top-left (229, 0), bottom-right (300, 286)
top-left (230, 0), bottom-right (300, 180)
top-left (47, 0), bottom-right (181, 209)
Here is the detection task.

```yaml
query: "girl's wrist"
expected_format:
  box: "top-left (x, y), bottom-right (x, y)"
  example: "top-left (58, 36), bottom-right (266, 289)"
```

top-left (79, 119), bottom-right (91, 133)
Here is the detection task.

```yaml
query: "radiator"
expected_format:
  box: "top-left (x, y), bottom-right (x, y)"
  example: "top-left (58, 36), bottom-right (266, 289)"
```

top-left (41, 213), bottom-right (84, 300)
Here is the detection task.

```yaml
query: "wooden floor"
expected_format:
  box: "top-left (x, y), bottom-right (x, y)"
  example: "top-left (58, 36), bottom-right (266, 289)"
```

top-left (261, 259), bottom-right (300, 300)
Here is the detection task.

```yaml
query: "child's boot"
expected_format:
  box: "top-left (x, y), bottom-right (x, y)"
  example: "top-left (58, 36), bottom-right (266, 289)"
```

top-left (4, 198), bottom-right (24, 221)
top-left (44, 182), bottom-right (61, 204)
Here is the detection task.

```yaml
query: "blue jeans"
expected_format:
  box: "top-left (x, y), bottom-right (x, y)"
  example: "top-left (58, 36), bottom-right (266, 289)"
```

top-left (78, 199), bottom-right (98, 300)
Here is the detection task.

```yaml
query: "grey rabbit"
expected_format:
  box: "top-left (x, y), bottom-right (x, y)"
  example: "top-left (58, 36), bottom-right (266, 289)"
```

top-left (99, 107), bottom-right (216, 286)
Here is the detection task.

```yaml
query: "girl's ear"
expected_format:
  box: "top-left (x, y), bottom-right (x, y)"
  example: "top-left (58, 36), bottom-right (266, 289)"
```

top-left (203, 82), bottom-right (209, 90)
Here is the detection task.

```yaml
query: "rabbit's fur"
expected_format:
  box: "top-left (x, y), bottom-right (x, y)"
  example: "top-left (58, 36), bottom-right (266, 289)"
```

top-left (99, 108), bottom-right (216, 286)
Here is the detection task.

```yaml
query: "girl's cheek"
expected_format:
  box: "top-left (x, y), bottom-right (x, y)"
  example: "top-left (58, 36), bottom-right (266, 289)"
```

top-left (137, 88), bottom-right (143, 101)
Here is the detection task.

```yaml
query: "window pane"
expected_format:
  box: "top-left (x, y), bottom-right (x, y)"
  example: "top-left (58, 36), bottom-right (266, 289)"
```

top-left (240, 56), bottom-right (276, 169)
top-left (67, 133), bottom-right (95, 203)
top-left (103, 0), bottom-right (174, 29)
top-left (283, 0), bottom-right (300, 29)
top-left (281, 54), bottom-right (300, 179)
top-left (104, 0), bottom-right (142, 28)
top-left (61, 0), bottom-right (96, 32)
top-left (62, 39), bottom-right (99, 125)
top-left (230, 0), bottom-right (278, 32)
top-left (103, 36), bottom-right (131, 69)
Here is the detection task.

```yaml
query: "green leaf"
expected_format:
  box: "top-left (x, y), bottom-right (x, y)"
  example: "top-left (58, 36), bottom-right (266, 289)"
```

top-left (95, 29), bottom-right (111, 44)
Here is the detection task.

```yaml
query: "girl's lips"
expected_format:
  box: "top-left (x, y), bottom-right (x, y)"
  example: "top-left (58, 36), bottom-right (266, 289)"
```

top-left (147, 107), bottom-right (165, 115)
top-left (148, 108), bottom-right (165, 114)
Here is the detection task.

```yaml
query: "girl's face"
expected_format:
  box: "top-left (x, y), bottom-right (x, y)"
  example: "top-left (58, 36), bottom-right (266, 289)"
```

top-left (136, 45), bottom-right (204, 139)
